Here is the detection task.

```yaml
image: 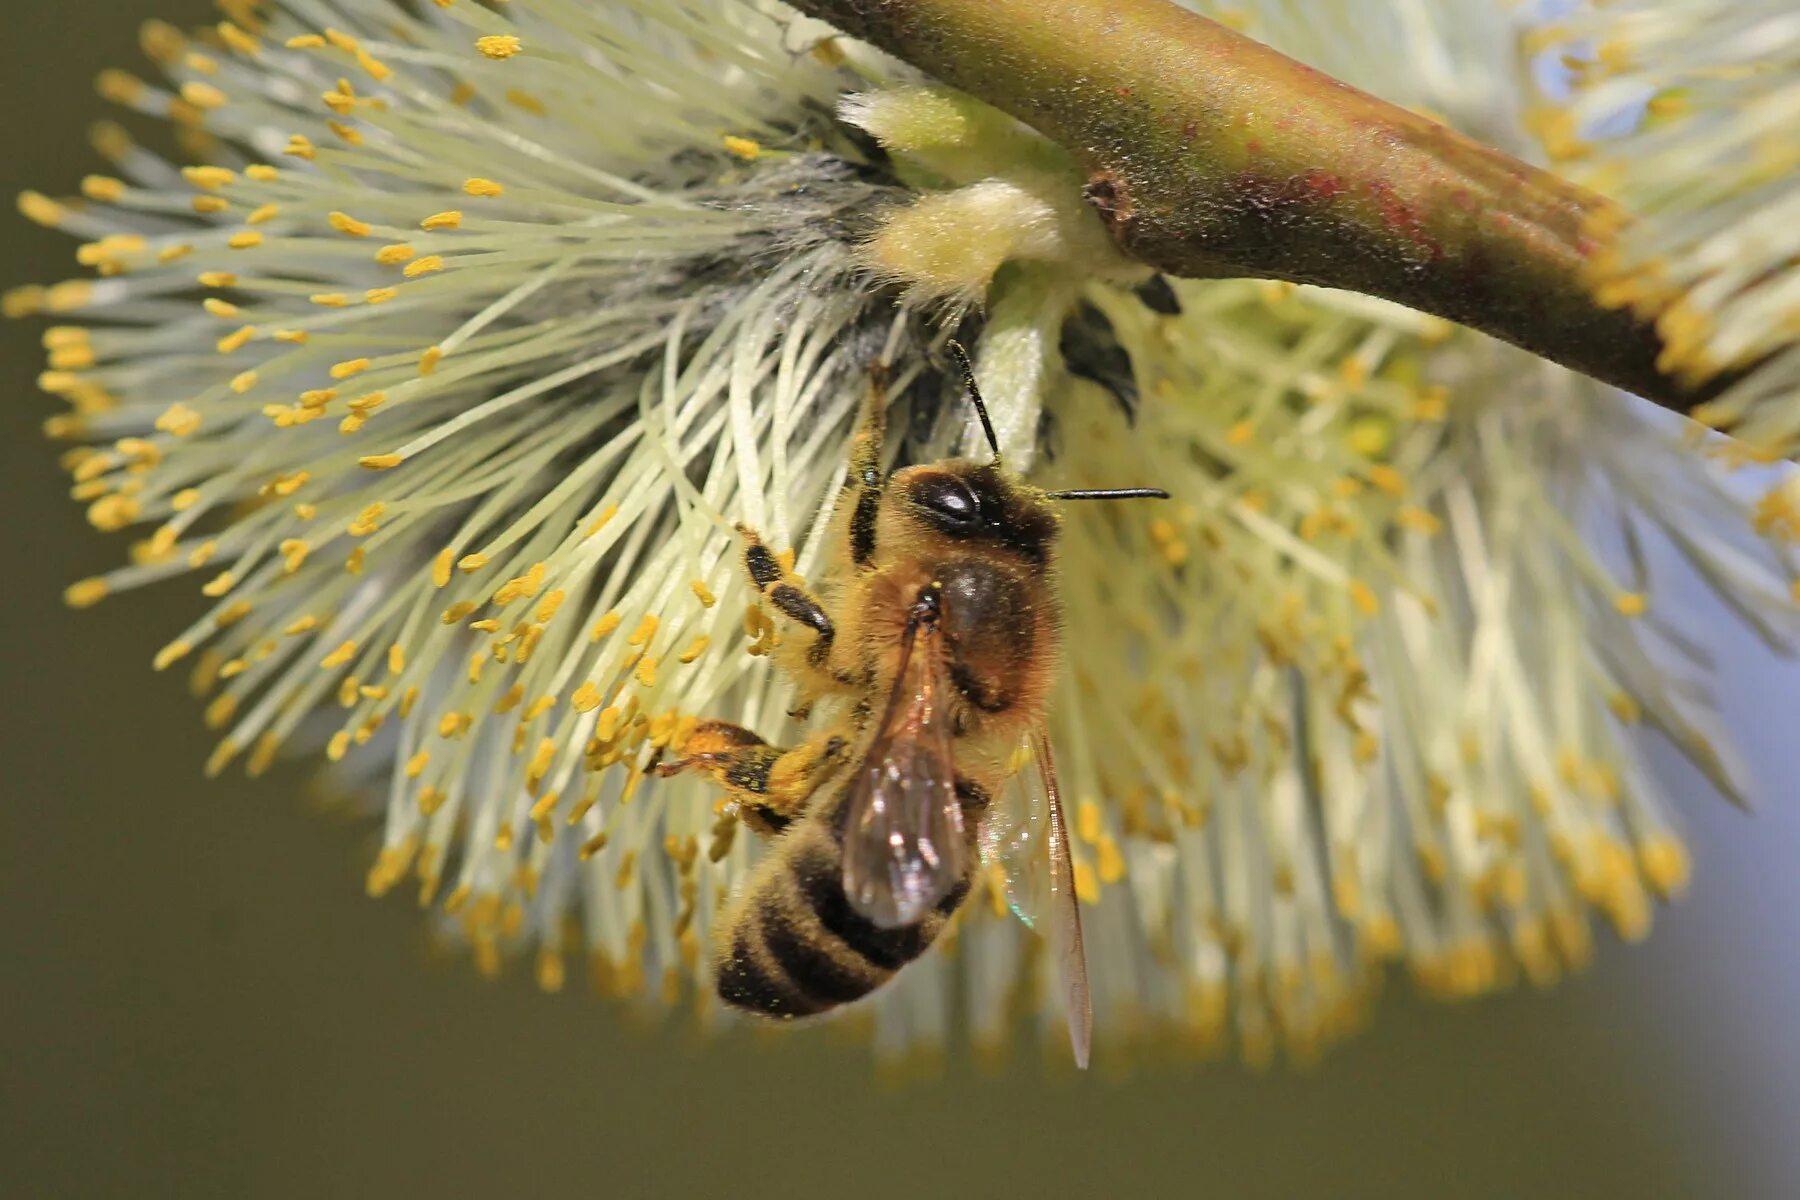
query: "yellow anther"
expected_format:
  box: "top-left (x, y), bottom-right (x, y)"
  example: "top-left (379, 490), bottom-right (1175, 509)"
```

top-left (635, 656), bottom-right (659, 687)
top-left (358, 454), bottom-right (403, 471)
top-left (217, 326), bottom-right (257, 354)
top-left (64, 577), bottom-right (110, 609)
top-left (218, 22), bottom-right (259, 55)
top-left (320, 640), bottom-right (359, 669)
top-left (572, 683), bottom-right (603, 713)
top-left (81, 175), bottom-right (126, 203)
top-left (182, 165), bottom-right (237, 192)
top-left (421, 211), bottom-right (462, 231)
top-left (1614, 592), bottom-right (1648, 618)
top-left (476, 35), bottom-right (523, 60)
top-left (205, 694), bottom-right (239, 729)
top-left (328, 210), bottom-right (372, 237)
top-left (374, 243), bottom-right (415, 265)
top-left (627, 614), bottom-right (659, 647)
top-left (440, 601), bottom-right (479, 625)
top-left (402, 255), bottom-right (445, 278)
top-left (723, 135), bottom-right (762, 160)
top-left (364, 287), bottom-right (398, 305)
top-left (1367, 465), bottom-right (1406, 497)
top-left (462, 177), bottom-right (505, 198)
top-left (585, 505), bottom-right (620, 538)
top-left (246, 203), bottom-right (280, 225)
top-left (591, 611), bottom-right (622, 641)
top-left (419, 346), bottom-right (444, 375)
top-left (227, 231), bottom-right (263, 250)
top-left (330, 357), bottom-right (372, 380)
top-left (678, 636), bottom-right (710, 664)
top-left (181, 81), bottom-right (229, 110)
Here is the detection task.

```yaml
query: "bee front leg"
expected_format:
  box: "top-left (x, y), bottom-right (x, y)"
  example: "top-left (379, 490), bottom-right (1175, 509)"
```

top-left (739, 525), bottom-right (839, 674)
top-left (659, 720), bottom-right (847, 838)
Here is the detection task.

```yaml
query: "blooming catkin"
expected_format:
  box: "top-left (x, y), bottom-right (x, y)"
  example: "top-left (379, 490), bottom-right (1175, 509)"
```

top-left (11, 0), bottom-right (1797, 1069)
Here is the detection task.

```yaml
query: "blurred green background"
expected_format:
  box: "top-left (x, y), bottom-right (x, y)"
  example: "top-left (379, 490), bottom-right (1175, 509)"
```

top-left (3, 3), bottom-right (1795, 1198)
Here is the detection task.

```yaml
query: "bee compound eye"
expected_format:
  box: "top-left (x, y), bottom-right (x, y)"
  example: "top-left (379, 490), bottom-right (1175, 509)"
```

top-left (915, 475), bottom-right (979, 527)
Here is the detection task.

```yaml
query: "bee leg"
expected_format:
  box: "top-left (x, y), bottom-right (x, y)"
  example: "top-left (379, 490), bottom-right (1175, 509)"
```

top-left (659, 721), bottom-right (847, 839)
top-left (739, 525), bottom-right (837, 673)
top-left (840, 361), bottom-right (888, 569)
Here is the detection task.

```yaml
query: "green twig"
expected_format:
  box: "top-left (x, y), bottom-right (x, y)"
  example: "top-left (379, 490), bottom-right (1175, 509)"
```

top-left (789, 0), bottom-right (1740, 414)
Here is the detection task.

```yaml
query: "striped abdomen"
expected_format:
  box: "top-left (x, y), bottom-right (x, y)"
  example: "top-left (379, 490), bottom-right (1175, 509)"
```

top-left (714, 811), bottom-right (973, 1018)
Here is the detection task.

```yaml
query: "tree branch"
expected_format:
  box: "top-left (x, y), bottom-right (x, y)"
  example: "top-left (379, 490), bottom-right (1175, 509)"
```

top-left (789, 0), bottom-right (1740, 414)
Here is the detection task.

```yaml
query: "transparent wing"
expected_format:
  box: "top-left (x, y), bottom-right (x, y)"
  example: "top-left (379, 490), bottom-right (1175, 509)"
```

top-left (840, 602), bottom-right (966, 930)
top-left (981, 728), bottom-right (1092, 1070)
top-left (979, 736), bottom-right (1051, 928)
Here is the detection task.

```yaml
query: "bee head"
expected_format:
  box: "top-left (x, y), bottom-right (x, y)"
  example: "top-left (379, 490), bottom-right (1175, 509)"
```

top-left (894, 341), bottom-right (1167, 565)
top-left (893, 460), bottom-right (1062, 563)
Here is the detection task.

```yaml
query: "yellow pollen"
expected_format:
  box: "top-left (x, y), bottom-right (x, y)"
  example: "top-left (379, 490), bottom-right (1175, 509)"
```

top-left (402, 255), bottom-right (445, 278)
top-left (635, 656), bottom-right (659, 687)
top-left (181, 165), bottom-right (237, 192)
top-left (421, 210), bottom-right (462, 231)
top-left (627, 614), bottom-right (659, 647)
top-left (591, 611), bottom-right (622, 641)
top-left (81, 175), bottom-right (125, 203)
top-left (463, 177), bottom-right (505, 198)
top-left (16, 191), bottom-right (68, 227)
top-left (320, 641), bottom-right (359, 669)
top-left (585, 505), bottom-right (620, 538)
top-left (690, 580), bottom-right (717, 608)
top-left (181, 81), bottom-right (229, 110)
top-left (723, 135), bottom-right (763, 160)
top-left (330, 357), bottom-right (372, 380)
top-left (64, 577), bottom-right (109, 609)
top-left (217, 326), bottom-right (257, 354)
top-left (375, 243), bottom-right (415, 265)
top-left (572, 683), bottom-right (603, 713)
top-left (476, 35), bottom-right (523, 60)
top-left (328, 211), bottom-right (372, 237)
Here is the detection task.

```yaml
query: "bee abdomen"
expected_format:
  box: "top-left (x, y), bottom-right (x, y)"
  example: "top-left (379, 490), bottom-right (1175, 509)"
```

top-left (713, 821), bottom-right (970, 1018)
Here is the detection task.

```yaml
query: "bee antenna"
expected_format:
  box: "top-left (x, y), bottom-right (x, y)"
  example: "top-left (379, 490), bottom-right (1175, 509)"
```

top-left (947, 339), bottom-right (1002, 463)
top-left (1045, 488), bottom-right (1171, 502)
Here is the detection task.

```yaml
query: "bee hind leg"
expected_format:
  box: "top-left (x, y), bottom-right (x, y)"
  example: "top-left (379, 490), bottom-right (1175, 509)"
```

top-left (659, 721), bottom-right (847, 839)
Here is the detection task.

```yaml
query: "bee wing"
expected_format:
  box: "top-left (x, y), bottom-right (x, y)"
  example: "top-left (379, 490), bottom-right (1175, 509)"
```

top-left (980, 728), bottom-right (1092, 1070)
top-left (840, 599), bottom-right (967, 930)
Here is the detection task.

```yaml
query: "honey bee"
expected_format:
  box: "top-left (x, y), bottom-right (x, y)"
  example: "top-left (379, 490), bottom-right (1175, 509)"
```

top-left (660, 342), bottom-right (1165, 1067)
